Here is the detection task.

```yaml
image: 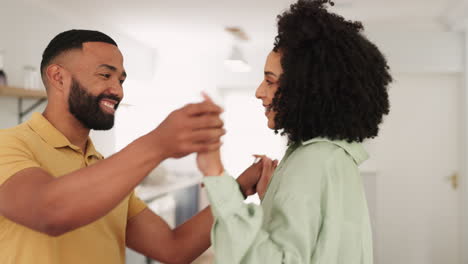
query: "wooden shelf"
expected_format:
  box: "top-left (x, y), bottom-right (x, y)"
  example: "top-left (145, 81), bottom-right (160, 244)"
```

top-left (0, 85), bottom-right (47, 99)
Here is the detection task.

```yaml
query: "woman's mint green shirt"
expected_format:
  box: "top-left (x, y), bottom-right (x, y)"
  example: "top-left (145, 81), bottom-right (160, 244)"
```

top-left (203, 138), bottom-right (373, 264)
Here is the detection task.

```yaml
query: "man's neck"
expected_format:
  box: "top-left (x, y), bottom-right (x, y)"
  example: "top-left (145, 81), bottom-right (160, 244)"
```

top-left (43, 107), bottom-right (90, 153)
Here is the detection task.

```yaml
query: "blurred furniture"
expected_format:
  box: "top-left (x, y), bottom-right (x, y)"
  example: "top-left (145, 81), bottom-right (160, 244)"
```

top-left (127, 172), bottom-right (203, 264)
top-left (0, 85), bottom-right (47, 123)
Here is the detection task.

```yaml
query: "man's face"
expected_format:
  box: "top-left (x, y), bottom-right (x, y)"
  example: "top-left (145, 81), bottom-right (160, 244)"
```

top-left (68, 77), bottom-right (120, 130)
top-left (63, 42), bottom-right (126, 130)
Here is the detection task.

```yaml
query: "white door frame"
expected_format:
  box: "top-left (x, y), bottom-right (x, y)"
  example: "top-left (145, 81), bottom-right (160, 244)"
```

top-left (461, 32), bottom-right (468, 264)
top-left (444, 2), bottom-right (468, 261)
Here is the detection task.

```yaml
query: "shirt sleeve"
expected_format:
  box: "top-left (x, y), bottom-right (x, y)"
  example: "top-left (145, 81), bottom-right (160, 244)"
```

top-left (202, 174), bottom-right (321, 264)
top-left (0, 133), bottom-right (41, 186)
top-left (127, 191), bottom-right (148, 220)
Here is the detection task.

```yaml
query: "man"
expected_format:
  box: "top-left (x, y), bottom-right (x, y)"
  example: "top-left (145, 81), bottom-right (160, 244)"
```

top-left (0, 29), bottom-right (263, 264)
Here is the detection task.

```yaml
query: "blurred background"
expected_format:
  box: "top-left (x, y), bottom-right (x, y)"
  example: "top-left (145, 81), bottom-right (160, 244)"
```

top-left (0, 0), bottom-right (467, 263)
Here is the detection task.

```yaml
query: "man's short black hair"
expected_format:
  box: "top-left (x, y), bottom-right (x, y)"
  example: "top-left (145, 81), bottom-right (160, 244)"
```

top-left (40, 29), bottom-right (118, 78)
top-left (271, 0), bottom-right (392, 143)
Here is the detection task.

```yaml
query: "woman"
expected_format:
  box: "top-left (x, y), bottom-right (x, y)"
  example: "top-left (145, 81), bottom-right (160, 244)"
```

top-left (198, 0), bottom-right (392, 263)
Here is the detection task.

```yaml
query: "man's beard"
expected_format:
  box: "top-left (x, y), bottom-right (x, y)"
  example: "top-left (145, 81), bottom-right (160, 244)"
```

top-left (68, 78), bottom-right (121, 130)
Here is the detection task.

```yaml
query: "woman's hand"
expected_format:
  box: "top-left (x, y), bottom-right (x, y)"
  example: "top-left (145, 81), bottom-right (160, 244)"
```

top-left (195, 92), bottom-right (225, 176)
top-left (196, 148), bottom-right (224, 176)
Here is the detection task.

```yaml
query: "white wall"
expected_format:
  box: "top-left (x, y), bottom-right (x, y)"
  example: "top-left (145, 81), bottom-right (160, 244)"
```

top-left (0, 2), bottom-right (159, 264)
top-left (365, 25), bottom-right (464, 264)
top-left (364, 28), bottom-right (464, 74)
top-left (216, 24), bottom-right (464, 89)
top-left (114, 41), bottom-right (228, 172)
top-left (0, 0), bottom-right (155, 156)
top-left (217, 24), bottom-right (466, 264)
top-left (372, 73), bottom-right (462, 264)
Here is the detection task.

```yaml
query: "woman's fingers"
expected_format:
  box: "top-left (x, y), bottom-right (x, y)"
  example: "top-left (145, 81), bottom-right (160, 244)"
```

top-left (252, 154), bottom-right (265, 164)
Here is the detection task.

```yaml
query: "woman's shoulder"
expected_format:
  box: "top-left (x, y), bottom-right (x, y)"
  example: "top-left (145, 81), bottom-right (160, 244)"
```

top-left (276, 138), bottom-right (367, 189)
top-left (287, 138), bottom-right (347, 164)
top-left (275, 140), bottom-right (336, 189)
top-left (293, 137), bottom-right (368, 166)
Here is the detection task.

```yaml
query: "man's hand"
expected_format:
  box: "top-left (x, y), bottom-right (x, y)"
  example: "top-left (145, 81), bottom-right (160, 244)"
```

top-left (236, 159), bottom-right (263, 197)
top-left (149, 99), bottom-right (225, 160)
top-left (236, 155), bottom-right (276, 198)
top-left (254, 155), bottom-right (278, 200)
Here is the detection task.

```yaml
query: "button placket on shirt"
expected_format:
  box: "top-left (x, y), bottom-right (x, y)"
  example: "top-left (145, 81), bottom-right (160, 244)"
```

top-left (85, 155), bottom-right (96, 166)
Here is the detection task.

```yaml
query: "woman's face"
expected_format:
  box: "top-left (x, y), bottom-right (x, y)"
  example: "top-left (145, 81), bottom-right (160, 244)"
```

top-left (256, 51), bottom-right (283, 129)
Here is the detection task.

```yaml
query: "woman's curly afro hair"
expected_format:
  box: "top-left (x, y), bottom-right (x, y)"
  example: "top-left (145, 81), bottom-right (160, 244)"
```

top-left (271, 0), bottom-right (392, 143)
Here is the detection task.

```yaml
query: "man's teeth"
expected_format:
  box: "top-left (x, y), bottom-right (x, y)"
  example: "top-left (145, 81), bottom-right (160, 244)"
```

top-left (102, 101), bottom-right (115, 109)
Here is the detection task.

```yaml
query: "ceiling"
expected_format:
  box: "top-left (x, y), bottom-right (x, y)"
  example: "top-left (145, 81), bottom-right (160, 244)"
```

top-left (26, 0), bottom-right (460, 49)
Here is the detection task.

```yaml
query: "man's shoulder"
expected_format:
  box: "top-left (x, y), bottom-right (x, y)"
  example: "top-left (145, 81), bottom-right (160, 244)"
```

top-left (0, 123), bottom-right (35, 145)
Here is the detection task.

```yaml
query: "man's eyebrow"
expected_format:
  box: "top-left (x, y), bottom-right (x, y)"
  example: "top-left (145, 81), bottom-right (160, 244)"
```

top-left (97, 64), bottom-right (127, 78)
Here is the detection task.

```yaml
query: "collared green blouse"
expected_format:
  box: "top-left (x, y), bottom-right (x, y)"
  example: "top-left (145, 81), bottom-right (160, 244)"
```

top-left (203, 138), bottom-right (373, 264)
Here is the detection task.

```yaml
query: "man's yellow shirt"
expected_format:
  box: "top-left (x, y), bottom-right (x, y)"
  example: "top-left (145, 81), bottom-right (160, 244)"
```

top-left (0, 112), bottom-right (147, 264)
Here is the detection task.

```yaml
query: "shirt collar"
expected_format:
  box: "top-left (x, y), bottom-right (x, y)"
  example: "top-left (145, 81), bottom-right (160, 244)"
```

top-left (28, 112), bottom-right (72, 148)
top-left (301, 137), bottom-right (369, 165)
top-left (85, 139), bottom-right (104, 160)
top-left (27, 112), bottom-right (103, 159)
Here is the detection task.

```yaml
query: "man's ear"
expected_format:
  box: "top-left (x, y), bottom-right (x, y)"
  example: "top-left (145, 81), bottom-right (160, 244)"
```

top-left (45, 64), bottom-right (66, 92)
